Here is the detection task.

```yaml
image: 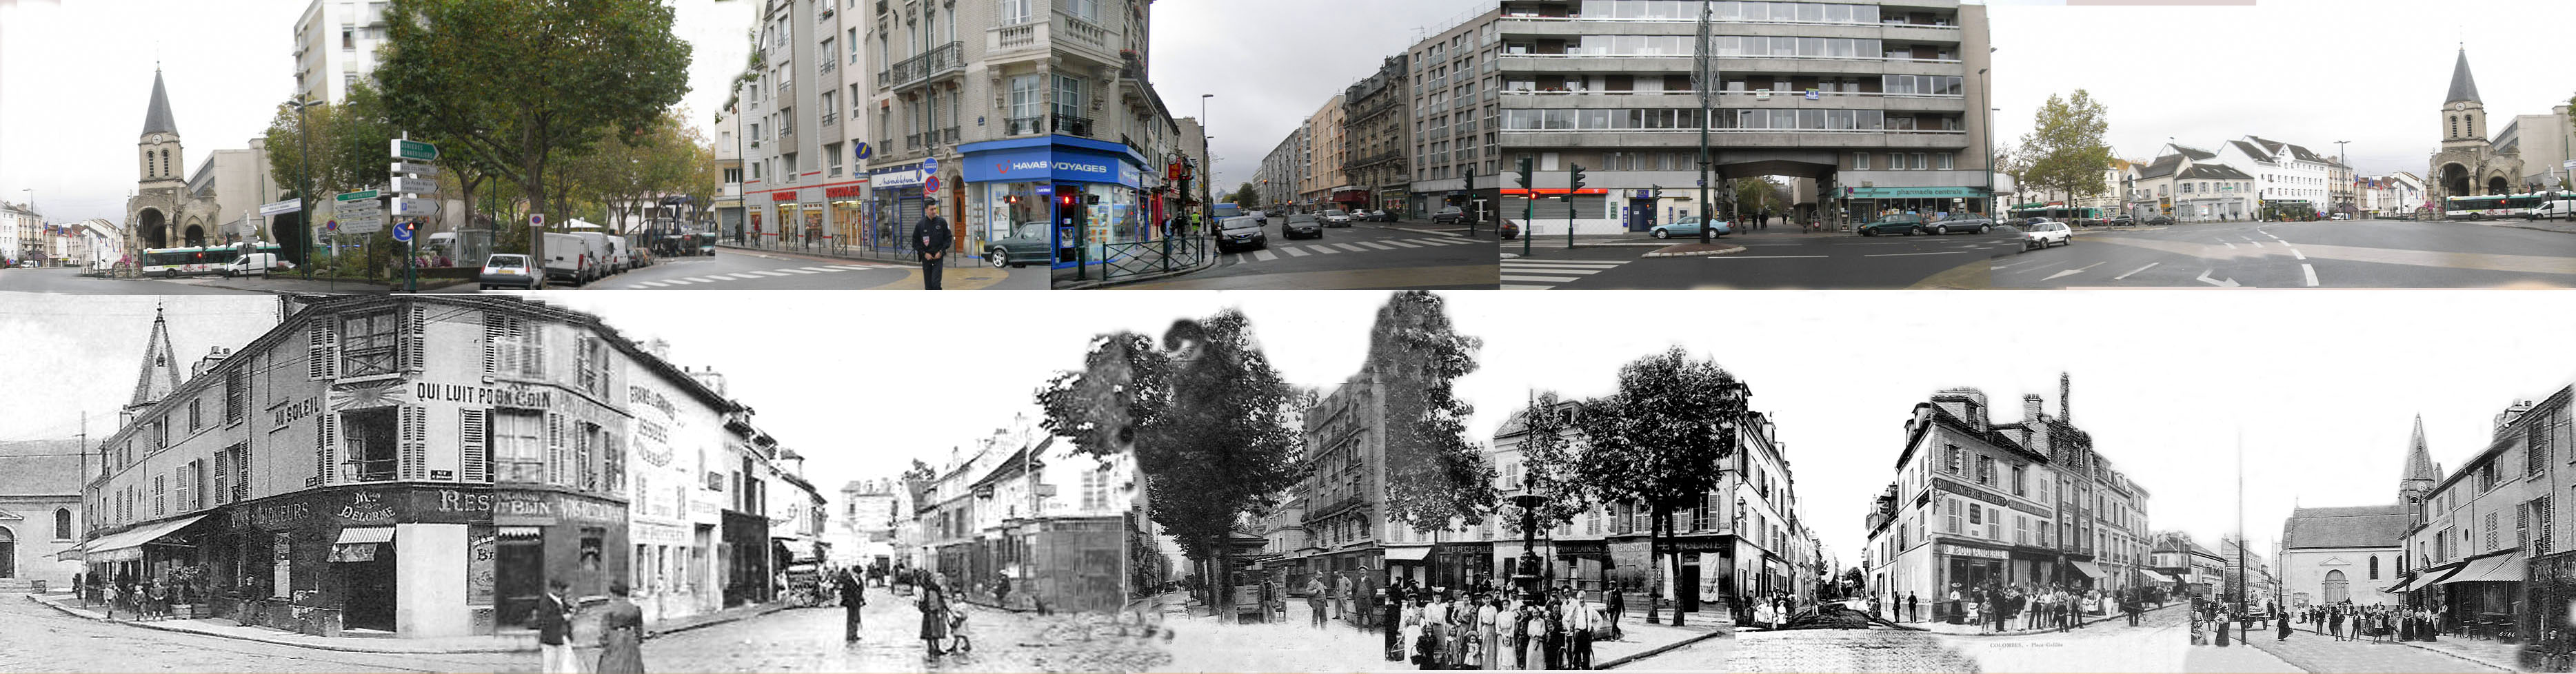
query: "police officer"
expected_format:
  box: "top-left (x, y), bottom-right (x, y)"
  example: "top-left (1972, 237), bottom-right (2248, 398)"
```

top-left (914, 198), bottom-right (953, 290)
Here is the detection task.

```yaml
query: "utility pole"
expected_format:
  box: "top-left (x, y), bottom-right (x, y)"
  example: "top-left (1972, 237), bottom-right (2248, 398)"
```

top-left (1695, 0), bottom-right (1716, 244)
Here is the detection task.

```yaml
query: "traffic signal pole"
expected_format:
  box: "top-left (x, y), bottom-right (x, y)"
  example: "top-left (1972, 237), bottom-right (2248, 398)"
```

top-left (1517, 157), bottom-right (1534, 256)
top-left (1567, 165), bottom-right (1586, 249)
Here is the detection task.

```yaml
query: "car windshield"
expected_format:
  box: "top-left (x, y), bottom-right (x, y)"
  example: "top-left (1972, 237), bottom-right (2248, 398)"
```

top-left (1324, 210), bottom-right (1346, 216)
top-left (1016, 222), bottom-right (1048, 238)
top-left (1439, 207), bottom-right (1460, 213)
top-left (487, 255), bottom-right (528, 267)
top-left (1222, 216), bottom-right (1262, 231)
top-left (1287, 214), bottom-right (1318, 223)
top-left (1878, 215), bottom-right (1922, 223)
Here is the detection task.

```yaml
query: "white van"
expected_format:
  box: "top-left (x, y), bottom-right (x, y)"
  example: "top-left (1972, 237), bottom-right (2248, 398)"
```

top-left (541, 232), bottom-right (594, 284)
top-left (2528, 199), bottom-right (2576, 221)
top-left (219, 252), bottom-right (294, 277)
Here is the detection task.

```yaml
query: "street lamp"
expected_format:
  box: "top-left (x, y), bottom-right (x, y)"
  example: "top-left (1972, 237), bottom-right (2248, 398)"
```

top-left (1201, 94), bottom-right (1215, 223)
top-left (1980, 61), bottom-right (1993, 217)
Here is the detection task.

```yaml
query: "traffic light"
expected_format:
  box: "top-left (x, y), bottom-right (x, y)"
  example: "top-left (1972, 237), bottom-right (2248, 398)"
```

top-left (1515, 156), bottom-right (1533, 190)
top-left (1565, 165), bottom-right (1586, 201)
top-left (1006, 194), bottom-right (1019, 205)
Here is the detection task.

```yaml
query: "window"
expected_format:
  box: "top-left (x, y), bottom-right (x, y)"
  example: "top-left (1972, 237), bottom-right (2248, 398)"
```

top-left (1944, 445), bottom-right (1962, 473)
top-left (2486, 511), bottom-right (2499, 551)
top-left (2368, 555), bottom-right (2380, 580)
top-left (575, 336), bottom-right (609, 396)
top-left (225, 366), bottom-right (246, 424)
top-left (2011, 464), bottom-right (2026, 496)
top-left (152, 475), bottom-right (165, 516)
top-left (1007, 74), bottom-right (1042, 123)
top-left (54, 508), bottom-right (72, 540)
top-left (485, 312), bottom-right (544, 378)
top-left (188, 399), bottom-right (202, 431)
top-left (1975, 456), bottom-right (1995, 486)
top-left (344, 408), bottom-right (399, 482)
top-left (1052, 74), bottom-right (1087, 119)
top-left (2532, 424), bottom-right (2551, 475)
top-left (1946, 498), bottom-right (1962, 533)
top-left (340, 309), bottom-right (402, 377)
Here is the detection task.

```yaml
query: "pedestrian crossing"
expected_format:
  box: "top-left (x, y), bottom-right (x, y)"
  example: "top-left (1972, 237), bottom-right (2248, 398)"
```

top-left (1221, 236), bottom-right (1472, 265)
top-left (1499, 258), bottom-right (1627, 290)
top-left (621, 263), bottom-right (902, 289)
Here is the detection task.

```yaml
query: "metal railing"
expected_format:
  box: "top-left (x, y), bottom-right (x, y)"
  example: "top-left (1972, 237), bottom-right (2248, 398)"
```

top-left (821, 111), bottom-right (837, 127)
top-left (1006, 115), bottom-right (1046, 135)
top-left (1052, 112), bottom-right (1093, 138)
top-left (886, 41), bottom-right (963, 89)
top-left (905, 133), bottom-right (922, 149)
top-left (1096, 234), bottom-right (1210, 283)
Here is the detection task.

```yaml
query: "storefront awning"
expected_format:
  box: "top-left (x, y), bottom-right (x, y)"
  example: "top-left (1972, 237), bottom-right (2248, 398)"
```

top-left (53, 541), bottom-right (92, 562)
top-left (2137, 571), bottom-right (2173, 583)
top-left (2068, 561), bottom-right (2105, 579)
top-left (2438, 551), bottom-right (2524, 586)
top-left (335, 527), bottom-right (396, 544)
top-left (2397, 562), bottom-right (2469, 593)
top-left (1383, 546), bottom-right (1433, 562)
top-left (497, 526), bottom-right (544, 539)
top-left (83, 514), bottom-right (208, 562)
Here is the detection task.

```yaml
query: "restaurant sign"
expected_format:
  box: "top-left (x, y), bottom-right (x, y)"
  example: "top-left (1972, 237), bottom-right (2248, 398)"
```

top-left (228, 486), bottom-right (496, 531)
top-left (494, 489), bottom-right (626, 527)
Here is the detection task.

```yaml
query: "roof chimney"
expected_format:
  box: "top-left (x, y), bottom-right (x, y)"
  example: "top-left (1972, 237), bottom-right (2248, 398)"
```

top-left (2060, 372), bottom-right (2071, 424)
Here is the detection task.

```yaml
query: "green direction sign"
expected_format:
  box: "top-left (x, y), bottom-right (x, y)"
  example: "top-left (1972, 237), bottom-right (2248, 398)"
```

top-left (391, 139), bottom-right (440, 162)
top-left (336, 190), bottom-right (381, 202)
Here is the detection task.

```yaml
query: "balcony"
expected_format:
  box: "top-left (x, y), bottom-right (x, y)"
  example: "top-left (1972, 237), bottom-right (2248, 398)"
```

top-left (1005, 116), bottom-right (1046, 136)
top-left (905, 132), bottom-right (921, 150)
top-left (985, 8), bottom-right (1118, 65)
top-left (821, 110), bottom-right (837, 127)
top-left (885, 41), bottom-right (963, 90)
top-left (819, 58), bottom-right (836, 74)
top-left (1052, 112), bottom-right (1094, 139)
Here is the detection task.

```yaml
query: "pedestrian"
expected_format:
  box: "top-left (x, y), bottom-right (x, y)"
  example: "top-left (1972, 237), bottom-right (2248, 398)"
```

top-left (913, 197), bottom-right (952, 290)
top-left (1604, 583), bottom-right (1625, 640)
top-left (1520, 602), bottom-right (1547, 670)
top-left (1478, 596), bottom-right (1501, 671)
top-left (1400, 597), bottom-right (1425, 666)
top-left (145, 580), bottom-right (167, 620)
top-left (1967, 598), bottom-right (1985, 633)
top-left (995, 572), bottom-right (1012, 609)
top-left (838, 564), bottom-right (868, 642)
top-left (2328, 607), bottom-right (2344, 640)
top-left (1568, 594), bottom-right (1596, 670)
top-left (1907, 591), bottom-right (1919, 623)
top-left (2277, 607), bottom-right (2292, 642)
top-left (594, 582), bottom-right (645, 674)
top-left (1306, 575), bottom-right (1329, 629)
top-left (1384, 586), bottom-right (1405, 662)
top-left (918, 573), bottom-right (952, 662)
top-left (537, 578), bottom-right (579, 674)
top-left (2214, 607), bottom-right (2231, 647)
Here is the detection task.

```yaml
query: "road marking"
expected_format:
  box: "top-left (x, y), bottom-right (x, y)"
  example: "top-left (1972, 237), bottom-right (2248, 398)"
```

top-left (2290, 249), bottom-right (2306, 261)
top-left (1500, 284), bottom-right (1555, 290)
top-left (2195, 269), bottom-right (2241, 287)
top-left (1713, 255), bottom-right (1830, 260)
top-left (780, 267), bottom-right (821, 274)
top-left (1411, 238), bottom-right (1460, 246)
top-left (2266, 232), bottom-right (2284, 241)
top-left (2247, 240), bottom-right (2264, 247)
top-left (1307, 245), bottom-right (1341, 255)
top-left (1991, 260), bottom-right (2035, 271)
top-left (661, 278), bottom-right (696, 285)
top-left (1509, 262), bottom-right (1627, 270)
top-left (682, 276), bottom-right (720, 283)
top-left (1501, 274), bottom-right (1587, 283)
top-left (801, 267), bottom-right (844, 272)
top-left (2220, 241), bottom-right (2237, 249)
top-left (1864, 251), bottom-right (1969, 257)
top-left (2303, 263), bottom-right (2319, 287)
top-left (1330, 243), bottom-right (1368, 253)
top-left (1282, 247), bottom-right (1311, 257)
top-left (636, 280), bottom-right (672, 287)
top-left (2113, 262), bottom-right (2160, 280)
top-left (2043, 261), bottom-right (2106, 281)
top-left (1500, 259), bottom-right (1624, 289)
top-left (749, 270), bottom-right (792, 276)
top-left (1252, 249), bottom-right (1278, 262)
top-left (1354, 241), bottom-right (1398, 251)
top-left (1381, 240), bottom-right (1424, 248)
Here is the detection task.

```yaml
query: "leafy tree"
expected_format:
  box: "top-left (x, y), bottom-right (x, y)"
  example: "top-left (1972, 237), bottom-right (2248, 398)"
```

top-left (1730, 178), bottom-right (1790, 223)
top-left (1371, 291), bottom-right (1496, 536)
top-left (376, 0), bottom-right (690, 274)
top-left (2017, 90), bottom-right (2113, 209)
top-left (1572, 347), bottom-right (1743, 626)
top-left (1234, 183), bottom-right (1260, 208)
top-left (1037, 312), bottom-right (1308, 613)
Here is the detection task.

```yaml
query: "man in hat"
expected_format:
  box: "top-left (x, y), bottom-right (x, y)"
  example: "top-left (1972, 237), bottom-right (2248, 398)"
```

top-left (914, 196), bottom-right (953, 289)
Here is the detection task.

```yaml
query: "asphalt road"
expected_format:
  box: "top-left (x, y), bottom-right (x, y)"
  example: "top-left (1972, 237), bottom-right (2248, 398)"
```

top-left (1503, 227), bottom-right (2019, 290)
top-left (496, 248), bottom-right (1045, 292)
top-left (0, 267), bottom-right (268, 294)
top-left (1991, 218), bottom-right (2576, 289)
top-left (1114, 221), bottom-right (1500, 290)
top-left (0, 595), bottom-right (519, 673)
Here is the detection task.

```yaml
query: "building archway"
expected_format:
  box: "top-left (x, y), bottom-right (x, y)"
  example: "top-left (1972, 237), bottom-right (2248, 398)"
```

top-left (0, 525), bottom-right (14, 579)
top-left (2489, 176), bottom-right (2512, 195)
top-left (182, 224), bottom-right (205, 247)
top-left (2322, 569), bottom-right (2348, 604)
top-left (139, 209), bottom-right (168, 249)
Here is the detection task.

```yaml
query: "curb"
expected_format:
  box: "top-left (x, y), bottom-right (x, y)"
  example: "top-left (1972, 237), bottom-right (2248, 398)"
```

top-left (715, 243), bottom-right (921, 267)
top-left (2268, 623), bottom-right (2522, 672)
top-left (1641, 244), bottom-right (1750, 258)
top-left (1058, 256), bottom-right (1222, 290)
top-left (21, 593), bottom-right (532, 655)
top-left (1871, 601), bottom-right (2180, 636)
top-left (1598, 625), bottom-right (1735, 670)
top-left (2488, 221), bottom-right (2576, 236)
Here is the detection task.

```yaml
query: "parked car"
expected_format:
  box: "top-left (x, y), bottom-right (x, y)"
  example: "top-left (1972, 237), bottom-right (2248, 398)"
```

top-left (1282, 214), bottom-right (1324, 239)
top-left (1368, 209), bottom-right (1392, 222)
top-left (1431, 206), bottom-right (1467, 225)
top-left (2533, 199), bottom-right (2576, 221)
top-left (1857, 214), bottom-right (1927, 236)
top-left (1649, 216), bottom-right (1732, 239)
top-left (2144, 214), bottom-right (2176, 226)
top-left (2331, 212), bottom-right (2353, 221)
top-left (539, 232), bottom-right (595, 285)
top-left (1926, 216), bottom-right (1993, 234)
top-left (479, 253), bottom-right (539, 290)
top-left (985, 221), bottom-right (1052, 268)
top-left (2020, 220), bottom-right (2073, 249)
top-left (1216, 216), bottom-right (1269, 252)
top-left (2107, 215), bottom-right (2137, 227)
top-left (1320, 209), bottom-right (1354, 227)
top-left (1500, 218), bottom-right (1520, 239)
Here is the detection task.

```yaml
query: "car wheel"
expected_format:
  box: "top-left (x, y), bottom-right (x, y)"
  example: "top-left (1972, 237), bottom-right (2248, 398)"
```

top-left (1653, 229), bottom-right (1671, 239)
top-left (1978, 225), bottom-right (1991, 234)
top-left (1935, 225), bottom-right (1949, 234)
top-left (990, 250), bottom-right (1009, 268)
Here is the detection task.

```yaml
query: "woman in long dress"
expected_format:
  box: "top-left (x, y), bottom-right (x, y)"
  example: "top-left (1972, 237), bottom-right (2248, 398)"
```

top-left (918, 573), bottom-right (952, 662)
top-left (595, 582), bottom-right (647, 674)
top-left (1521, 604), bottom-right (1549, 669)
top-left (1478, 597), bottom-right (1500, 671)
top-left (1398, 598), bottom-right (1425, 666)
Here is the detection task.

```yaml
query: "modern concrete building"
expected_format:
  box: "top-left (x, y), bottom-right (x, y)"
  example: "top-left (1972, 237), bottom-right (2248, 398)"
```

top-left (1256, 125), bottom-right (1308, 212)
top-left (712, 106), bottom-right (745, 241)
top-left (292, 0), bottom-right (390, 106)
top-left (1406, 7), bottom-right (1504, 221)
top-left (2504, 105), bottom-right (2574, 191)
top-left (1498, 0), bottom-right (1994, 235)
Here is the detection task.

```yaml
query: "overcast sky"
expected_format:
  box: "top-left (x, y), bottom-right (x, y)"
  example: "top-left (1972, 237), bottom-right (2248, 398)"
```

top-left (12, 290), bottom-right (2566, 572)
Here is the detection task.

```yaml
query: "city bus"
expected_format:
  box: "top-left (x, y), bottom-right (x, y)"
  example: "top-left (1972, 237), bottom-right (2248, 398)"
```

top-left (139, 243), bottom-right (281, 277)
top-left (2443, 193), bottom-right (2555, 221)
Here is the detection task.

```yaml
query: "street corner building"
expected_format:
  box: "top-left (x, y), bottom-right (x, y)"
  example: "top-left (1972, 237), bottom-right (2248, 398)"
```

top-left (905, 427), bottom-right (1138, 615)
top-left (1496, 0), bottom-right (1997, 234)
top-left (2382, 387), bottom-right (2576, 660)
top-left (62, 294), bottom-right (827, 640)
top-left (1862, 378), bottom-right (2157, 623)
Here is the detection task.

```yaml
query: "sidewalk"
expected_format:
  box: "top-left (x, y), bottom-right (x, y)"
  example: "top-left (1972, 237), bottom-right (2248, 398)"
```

top-left (128, 272), bottom-right (479, 295)
top-left (2277, 622), bottom-right (2526, 672)
top-left (26, 590), bottom-right (792, 655)
top-left (1862, 601), bottom-right (2181, 637)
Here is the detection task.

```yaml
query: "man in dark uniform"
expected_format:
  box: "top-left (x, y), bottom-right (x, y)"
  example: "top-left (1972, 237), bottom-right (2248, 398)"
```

top-left (537, 578), bottom-right (577, 673)
top-left (838, 565), bottom-right (869, 642)
top-left (914, 197), bottom-right (953, 289)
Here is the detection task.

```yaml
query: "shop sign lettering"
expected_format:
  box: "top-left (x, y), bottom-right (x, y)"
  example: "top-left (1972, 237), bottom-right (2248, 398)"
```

top-left (1054, 161), bottom-right (1108, 174)
top-left (272, 398), bottom-right (319, 429)
top-left (438, 489), bottom-right (494, 513)
top-left (338, 491), bottom-right (399, 524)
top-left (627, 384), bottom-right (678, 419)
top-left (497, 492), bottom-right (622, 524)
top-left (416, 382), bottom-right (552, 408)
top-left (236, 501), bottom-right (315, 530)
top-left (824, 185), bottom-right (864, 198)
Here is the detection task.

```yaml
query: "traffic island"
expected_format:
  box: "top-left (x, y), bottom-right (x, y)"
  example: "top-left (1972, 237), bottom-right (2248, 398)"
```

top-left (1642, 242), bottom-right (1750, 258)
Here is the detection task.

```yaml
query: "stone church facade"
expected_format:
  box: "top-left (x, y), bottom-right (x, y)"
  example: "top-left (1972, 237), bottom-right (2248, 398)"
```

top-left (123, 70), bottom-right (226, 252)
top-left (2277, 416), bottom-right (2439, 607)
top-left (2427, 48), bottom-right (2524, 206)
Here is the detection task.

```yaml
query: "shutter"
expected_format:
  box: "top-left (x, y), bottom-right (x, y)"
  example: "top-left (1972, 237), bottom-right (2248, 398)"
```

top-left (1502, 196), bottom-right (1575, 220)
top-left (212, 448), bottom-right (229, 505)
top-left (308, 323), bottom-right (330, 380)
top-left (528, 320), bottom-right (547, 377)
top-left (547, 412), bottom-right (565, 486)
top-left (406, 304), bottom-right (427, 372)
top-left (483, 312), bottom-right (499, 375)
top-left (461, 409), bottom-right (489, 483)
top-left (401, 405), bottom-right (427, 480)
top-left (315, 411), bottom-right (338, 486)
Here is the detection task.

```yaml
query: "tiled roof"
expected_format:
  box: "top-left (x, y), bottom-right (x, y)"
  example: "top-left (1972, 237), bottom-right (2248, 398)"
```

top-left (2173, 145), bottom-right (2216, 161)
top-left (2179, 164), bottom-right (2251, 180)
top-left (2230, 141), bottom-right (2274, 163)
top-left (0, 439), bottom-right (86, 496)
top-left (2137, 155), bottom-right (2187, 180)
top-left (2282, 504), bottom-right (2413, 550)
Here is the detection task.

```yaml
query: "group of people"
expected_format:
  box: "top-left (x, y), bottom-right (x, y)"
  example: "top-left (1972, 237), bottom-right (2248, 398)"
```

top-left (77, 571), bottom-right (190, 622)
top-left (2297, 603), bottom-right (2444, 644)
top-left (1873, 582), bottom-right (2138, 633)
top-left (533, 578), bottom-right (647, 674)
top-left (1383, 582), bottom-right (1621, 671)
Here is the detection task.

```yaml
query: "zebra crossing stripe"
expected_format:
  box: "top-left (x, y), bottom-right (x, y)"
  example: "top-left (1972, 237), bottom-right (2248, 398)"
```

top-left (749, 270), bottom-right (793, 276)
top-left (635, 280), bottom-right (672, 287)
top-left (806, 266), bottom-right (846, 272)
top-left (1501, 274), bottom-right (1586, 283)
top-left (1309, 245), bottom-right (1342, 254)
top-left (780, 268), bottom-right (821, 274)
top-left (1380, 240), bottom-right (1424, 248)
top-left (1253, 249), bottom-right (1278, 262)
top-left (1353, 241), bottom-right (1398, 251)
top-left (681, 276), bottom-right (719, 283)
top-left (1411, 238), bottom-right (1459, 246)
top-left (1329, 243), bottom-right (1368, 252)
top-left (662, 278), bottom-right (696, 285)
top-left (1282, 247), bottom-right (1311, 257)
top-left (1500, 284), bottom-right (1555, 290)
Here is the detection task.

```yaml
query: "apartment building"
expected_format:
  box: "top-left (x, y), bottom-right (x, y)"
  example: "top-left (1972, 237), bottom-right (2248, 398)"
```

top-left (292, 0), bottom-right (390, 105)
top-left (1405, 8), bottom-right (1504, 220)
top-left (1343, 55), bottom-right (1411, 215)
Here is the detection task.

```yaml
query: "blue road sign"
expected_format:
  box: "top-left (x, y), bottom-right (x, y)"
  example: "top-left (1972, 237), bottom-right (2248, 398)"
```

top-left (854, 142), bottom-right (874, 161)
top-left (922, 156), bottom-right (939, 174)
top-left (392, 221), bottom-right (414, 243)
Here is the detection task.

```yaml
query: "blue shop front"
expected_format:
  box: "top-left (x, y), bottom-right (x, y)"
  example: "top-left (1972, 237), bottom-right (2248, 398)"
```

top-left (958, 136), bottom-right (1149, 273)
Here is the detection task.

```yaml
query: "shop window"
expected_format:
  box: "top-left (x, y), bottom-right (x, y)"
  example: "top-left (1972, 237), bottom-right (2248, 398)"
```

top-left (340, 309), bottom-right (403, 377)
top-left (581, 528), bottom-right (605, 574)
top-left (343, 407), bottom-right (399, 482)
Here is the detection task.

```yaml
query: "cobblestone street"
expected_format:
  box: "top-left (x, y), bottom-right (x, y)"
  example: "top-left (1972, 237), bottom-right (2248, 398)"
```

top-left (1695, 605), bottom-right (2187, 672)
top-left (515, 586), bottom-right (1170, 673)
top-left (0, 596), bottom-right (521, 673)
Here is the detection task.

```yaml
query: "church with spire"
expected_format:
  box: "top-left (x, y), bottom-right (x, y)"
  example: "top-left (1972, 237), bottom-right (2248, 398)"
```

top-left (2273, 416), bottom-right (2440, 607)
top-left (119, 68), bottom-right (285, 254)
top-left (2426, 47), bottom-right (2529, 203)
